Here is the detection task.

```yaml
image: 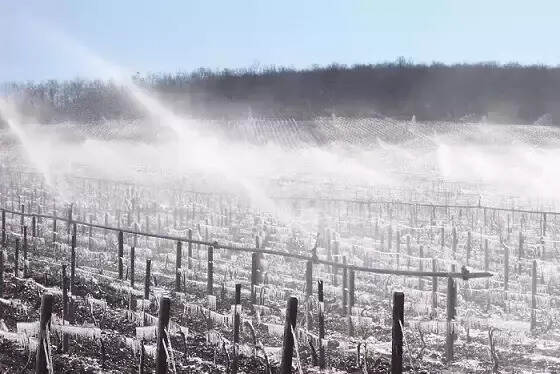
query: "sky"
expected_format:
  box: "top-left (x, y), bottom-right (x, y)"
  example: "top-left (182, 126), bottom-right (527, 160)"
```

top-left (1, 0), bottom-right (559, 82)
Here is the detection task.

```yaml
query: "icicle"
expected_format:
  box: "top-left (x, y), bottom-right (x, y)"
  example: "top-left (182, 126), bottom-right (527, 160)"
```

top-left (135, 326), bottom-right (157, 341)
top-left (17, 321), bottom-right (39, 336)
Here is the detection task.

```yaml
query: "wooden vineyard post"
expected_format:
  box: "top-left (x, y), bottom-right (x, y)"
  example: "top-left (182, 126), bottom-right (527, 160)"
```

top-left (23, 226), bottom-right (28, 278)
top-left (139, 339), bottom-right (145, 374)
top-left (452, 226), bottom-right (457, 259)
top-left (20, 204), bottom-right (24, 233)
top-left (318, 280), bottom-right (326, 369)
top-left (503, 237), bottom-right (509, 291)
top-left (391, 291), bottom-right (404, 374)
top-left (130, 246), bottom-right (136, 288)
top-left (71, 226), bottom-right (76, 294)
top-left (446, 268), bottom-right (457, 363)
top-left (144, 259), bottom-right (151, 300)
top-left (396, 230), bottom-right (401, 268)
top-left (32, 216), bottom-right (36, 237)
top-left (232, 284), bottom-right (241, 374)
top-left (349, 269), bottom-right (355, 310)
top-left (0, 246), bottom-right (3, 298)
top-left (306, 260), bottom-right (313, 298)
top-left (1, 209), bottom-right (5, 247)
top-left (531, 260), bottom-right (537, 331)
top-left (333, 241), bottom-right (339, 286)
top-left (14, 238), bottom-right (19, 278)
top-left (305, 260), bottom-right (313, 329)
top-left (88, 216), bottom-right (93, 251)
top-left (0, 208), bottom-right (6, 247)
top-left (484, 239), bottom-right (489, 288)
top-left (155, 296), bottom-right (171, 374)
top-left (406, 235), bottom-right (411, 269)
top-left (466, 231), bottom-right (471, 266)
top-left (35, 293), bottom-right (54, 374)
top-left (104, 212), bottom-right (108, 239)
top-left (175, 241), bottom-right (182, 291)
top-left (543, 213), bottom-right (547, 237)
top-left (188, 229), bottom-right (193, 270)
top-left (62, 265), bottom-right (69, 353)
top-left (348, 268), bottom-right (355, 336)
top-left (326, 228), bottom-right (332, 263)
top-left (507, 214), bottom-right (511, 241)
top-left (52, 218), bottom-right (57, 247)
top-left (342, 256), bottom-right (348, 315)
top-left (518, 231), bottom-right (524, 274)
top-left (118, 231), bottom-right (124, 280)
top-left (67, 204), bottom-right (72, 235)
top-left (280, 297), bottom-right (298, 374)
top-left (441, 226), bottom-right (445, 249)
top-left (418, 246), bottom-right (424, 290)
top-left (251, 252), bottom-right (261, 304)
top-left (207, 245), bottom-right (214, 296)
top-left (432, 258), bottom-right (438, 310)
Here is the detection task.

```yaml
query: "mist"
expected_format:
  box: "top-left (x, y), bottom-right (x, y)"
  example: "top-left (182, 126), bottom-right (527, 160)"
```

top-left (2, 9), bottom-right (560, 374)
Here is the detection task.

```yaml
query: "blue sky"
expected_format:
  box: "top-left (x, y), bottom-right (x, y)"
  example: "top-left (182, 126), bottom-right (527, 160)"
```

top-left (1, 0), bottom-right (559, 82)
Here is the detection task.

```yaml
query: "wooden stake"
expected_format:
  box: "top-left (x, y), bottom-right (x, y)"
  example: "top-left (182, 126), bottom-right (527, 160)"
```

top-left (155, 297), bottom-right (171, 374)
top-left (14, 238), bottom-right (19, 278)
top-left (35, 293), bottom-right (54, 374)
top-left (531, 260), bottom-right (537, 330)
top-left (207, 246), bottom-right (214, 295)
top-left (62, 265), bottom-right (69, 353)
top-left (118, 231), bottom-right (124, 279)
top-left (318, 280), bottom-right (326, 369)
top-left (280, 297), bottom-right (298, 374)
top-left (71, 226), bottom-right (76, 294)
top-left (144, 259), bottom-right (151, 300)
top-left (175, 241), bottom-right (182, 291)
top-left (188, 229), bottom-right (193, 270)
top-left (391, 291), bottom-right (404, 374)
top-left (130, 246), bottom-right (136, 288)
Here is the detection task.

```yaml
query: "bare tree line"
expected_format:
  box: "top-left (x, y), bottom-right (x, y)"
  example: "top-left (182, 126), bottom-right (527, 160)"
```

top-left (3, 59), bottom-right (560, 124)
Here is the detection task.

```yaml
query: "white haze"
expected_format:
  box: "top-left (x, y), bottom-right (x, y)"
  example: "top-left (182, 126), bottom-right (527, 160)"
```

top-left (1, 22), bottom-right (560, 221)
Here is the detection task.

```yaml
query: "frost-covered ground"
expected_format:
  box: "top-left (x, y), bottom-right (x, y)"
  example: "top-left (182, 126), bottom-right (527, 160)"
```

top-left (1, 118), bottom-right (560, 372)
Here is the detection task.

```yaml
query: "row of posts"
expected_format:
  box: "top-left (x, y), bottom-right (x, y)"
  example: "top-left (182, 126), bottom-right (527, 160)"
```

top-left (0, 209), bottom-right (542, 373)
